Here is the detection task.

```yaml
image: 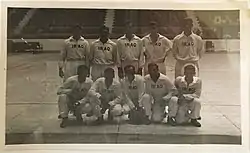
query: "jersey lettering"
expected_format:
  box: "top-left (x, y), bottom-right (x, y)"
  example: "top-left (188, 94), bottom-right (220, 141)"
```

top-left (125, 42), bottom-right (137, 48)
top-left (151, 84), bottom-right (163, 89)
top-left (182, 41), bottom-right (194, 46)
top-left (97, 46), bottom-right (111, 51)
top-left (71, 44), bottom-right (84, 48)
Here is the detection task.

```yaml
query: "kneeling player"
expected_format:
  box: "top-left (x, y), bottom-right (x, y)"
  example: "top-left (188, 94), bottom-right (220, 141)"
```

top-left (174, 64), bottom-right (202, 127)
top-left (121, 65), bottom-right (151, 124)
top-left (144, 63), bottom-right (179, 125)
top-left (57, 65), bottom-right (93, 128)
top-left (88, 68), bottom-right (123, 125)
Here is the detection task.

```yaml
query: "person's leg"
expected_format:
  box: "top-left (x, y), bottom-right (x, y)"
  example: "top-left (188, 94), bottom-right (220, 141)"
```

top-left (58, 94), bottom-right (70, 128)
top-left (167, 96), bottom-right (179, 126)
top-left (151, 100), bottom-right (166, 123)
top-left (175, 102), bottom-right (190, 124)
top-left (187, 98), bottom-right (202, 127)
top-left (139, 94), bottom-right (153, 119)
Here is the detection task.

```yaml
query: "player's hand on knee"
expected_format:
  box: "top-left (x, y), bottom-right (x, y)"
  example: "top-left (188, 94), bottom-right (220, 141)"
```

top-left (59, 68), bottom-right (64, 78)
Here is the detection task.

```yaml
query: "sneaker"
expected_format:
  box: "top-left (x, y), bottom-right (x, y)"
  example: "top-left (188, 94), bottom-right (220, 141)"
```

top-left (168, 117), bottom-right (177, 126)
top-left (60, 118), bottom-right (68, 128)
top-left (191, 119), bottom-right (201, 127)
top-left (143, 117), bottom-right (151, 125)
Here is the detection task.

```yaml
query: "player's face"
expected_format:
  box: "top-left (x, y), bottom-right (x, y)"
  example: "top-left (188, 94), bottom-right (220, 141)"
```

top-left (73, 28), bottom-right (81, 39)
top-left (184, 68), bottom-right (195, 78)
top-left (79, 70), bottom-right (88, 79)
top-left (100, 29), bottom-right (109, 39)
top-left (183, 20), bottom-right (193, 32)
top-left (104, 70), bottom-right (114, 80)
top-left (150, 25), bottom-right (158, 34)
top-left (148, 65), bottom-right (159, 78)
top-left (125, 23), bottom-right (133, 35)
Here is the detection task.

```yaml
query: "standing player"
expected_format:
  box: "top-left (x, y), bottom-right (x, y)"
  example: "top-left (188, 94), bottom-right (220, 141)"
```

top-left (88, 68), bottom-right (122, 125)
top-left (172, 17), bottom-right (204, 78)
top-left (174, 64), bottom-right (202, 127)
top-left (142, 21), bottom-right (172, 75)
top-left (121, 65), bottom-right (151, 124)
top-left (57, 65), bottom-right (93, 128)
top-left (144, 63), bottom-right (178, 125)
top-left (59, 25), bottom-right (90, 82)
top-left (117, 21), bottom-right (144, 78)
top-left (90, 25), bottom-right (118, 81)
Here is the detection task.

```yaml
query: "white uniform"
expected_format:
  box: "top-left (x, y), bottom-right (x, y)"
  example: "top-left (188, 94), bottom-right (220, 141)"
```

top-left (88, 77), bottom-right (122, 117)
top-left (174, 76), bottom-right (202, 124)
top-left (57, 75), bottom-right (93, 118)
top-left (90, 39), bottom-right (118, 81)
top-left (121, 75), bottom-right (151, 116)
top-left (144, 73), bottom-right (178, 122)
top-left (142, 34), bottom-right (172, 75)
top-left (117, 35), bottom-right (144, 72)
top-left (172, 32), bottom-right (204, 78)
top-left (59, 36), bottom-right (90, 81)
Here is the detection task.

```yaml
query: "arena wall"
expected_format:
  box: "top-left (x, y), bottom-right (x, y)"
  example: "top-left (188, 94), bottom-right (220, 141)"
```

top-left (9, 39), bottom-right (240, 52)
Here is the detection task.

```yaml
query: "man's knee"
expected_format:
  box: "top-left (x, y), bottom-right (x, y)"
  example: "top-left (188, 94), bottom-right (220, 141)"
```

top-left (80, 103), bottom-right (92, 114)
top-left (141, 94), bottom-right (152, 105)
top-left (192, 98), bottom-right (201, 107)
top-left (58, 94), bottom-right (68, 103)
top-left (110, 104), bottom-right (123, 116)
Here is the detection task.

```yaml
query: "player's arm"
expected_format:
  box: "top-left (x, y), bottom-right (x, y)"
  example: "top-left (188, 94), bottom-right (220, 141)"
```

top-left (88, 79), bottom-right (102, 105)
top-left (162, 77), bottom-right (178, 102)
top-left (197, 37), bottom-right (205, 59)
top-left (137, 76), bottom-right (146, 107)
top-left (183, 78), bottom-right (202, 100)
top-left (89, 42), bottom-right (95, 66)
top-left (108, 83), bottom-right (122, 107)
top-left (137, 39), bottom-right (144, 75)
top-left (58, 41), bottom-right (67, 69)
top-left (57, 78), bottom-right (74, 95)
top-left (156, 38), bottom-right (172, 63)
top-left (172, 38), bottom-right (179, 60)
top-left (112, 43), bottom-right (118, 66)
top-left (116, 40), bottom-right (124, 78)
top-left (84, 41), bottom-right (90, 69)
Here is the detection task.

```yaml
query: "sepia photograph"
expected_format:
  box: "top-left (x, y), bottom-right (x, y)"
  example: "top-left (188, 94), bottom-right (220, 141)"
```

top-left (5, 7), bottom-right (241, 145)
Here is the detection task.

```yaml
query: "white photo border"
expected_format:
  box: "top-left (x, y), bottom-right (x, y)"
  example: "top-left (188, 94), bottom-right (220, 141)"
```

top-left (1, 0), bottom-right (249, 153)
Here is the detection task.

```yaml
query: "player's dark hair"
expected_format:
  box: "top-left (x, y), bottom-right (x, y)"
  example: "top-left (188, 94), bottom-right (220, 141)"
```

top-left (124, 65), bottom-right (135, 73)
top-left (184, 64), bottom-right (196, 73)
top-left (73, 24), bottom-right (82, 31)
top-left (148, 62), bottom-right (158, 70)
top-left (77, 65), bottom-right (89, 75)
top-left (104, 67), bottom-right (114, 75)
top-left (149, 21), bottom-right (158, 27)
top-left (182, 17), bottom-right (193, 24)
top-left (125, 20), bottom-right (133, 26)
top-left (99, 25), bottom-right (109, 33)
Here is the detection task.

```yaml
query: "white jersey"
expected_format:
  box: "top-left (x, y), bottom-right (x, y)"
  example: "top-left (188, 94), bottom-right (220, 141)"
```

top-left (172, 32), bottom-right (204, 62)
top-left (88, 77), bottom-right (122, 105)
top-left (121, 74), bottom-right (145, 103)
top-left (59, 36), bottom-right (90, 68)
top-left (90, 39), bottom-right (117, 65)
top-left (144, 73), bottom-right (176, 101)
top-left (57, 75), bottom-right (93, 96)
top-left (174, 76), bottom-right (202, 98)
top-left (117, 34), bottom-right (144, 68)
top-left (142, 34), bottom-right (172, 63)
